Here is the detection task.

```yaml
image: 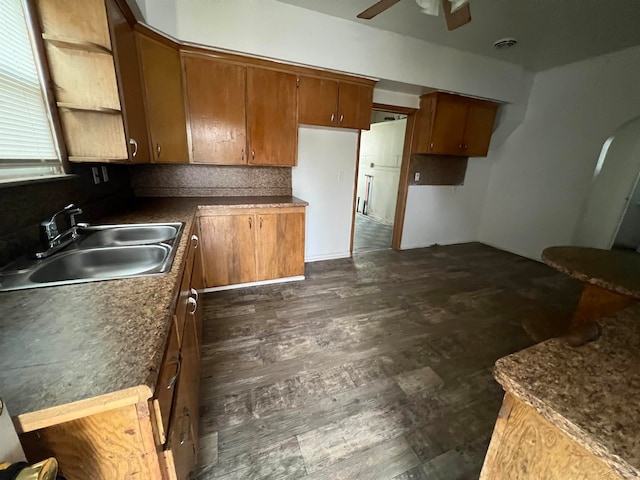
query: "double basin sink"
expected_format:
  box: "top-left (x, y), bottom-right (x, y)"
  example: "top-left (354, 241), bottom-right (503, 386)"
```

top-left (0, 223), bottom-right (184, 292)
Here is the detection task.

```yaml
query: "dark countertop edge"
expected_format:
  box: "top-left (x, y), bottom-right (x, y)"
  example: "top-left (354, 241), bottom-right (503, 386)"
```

top-left (5, 196), bottom-right (307, 420)
top-left (493, 358), bottom-right (639, 477)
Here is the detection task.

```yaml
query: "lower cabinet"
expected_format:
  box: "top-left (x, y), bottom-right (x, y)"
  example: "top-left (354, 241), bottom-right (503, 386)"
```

top-left (155, 223), bottom-right (204, 480)
top-left (199, 206), bottom-right (306, 288)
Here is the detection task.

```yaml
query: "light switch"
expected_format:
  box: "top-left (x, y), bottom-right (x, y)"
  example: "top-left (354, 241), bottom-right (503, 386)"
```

top-left (414, 172), bottom-right (421, 182)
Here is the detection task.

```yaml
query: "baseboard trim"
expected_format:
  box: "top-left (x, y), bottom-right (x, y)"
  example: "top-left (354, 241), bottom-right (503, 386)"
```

top-left (202, 275), bottom-right (305, 292)
top-left (305, 252), bottom-right (351, 262)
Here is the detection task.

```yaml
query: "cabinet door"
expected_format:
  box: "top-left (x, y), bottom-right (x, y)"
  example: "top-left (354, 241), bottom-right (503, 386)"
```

top-left (138, 34), bottom-right (189, 163)
top-left (199, 215), bottom-right (257, 287)
top-left (462, 101), bottom-right (499, 157)
top-left (246, 67), bottom-right (298, 166)
top-left (298, 76), bottom-right (338, 127)
top-left (106, 0), bottom-right (150, 163)
top-left (183, 54), bottom-right (247, 164)
top-left (429, 95), bottom-right (468, 155)
top-left (337, 82), bottom-right (374, 130)
top-left (256, 211), bottom-right (305, 281)
top-left (164, 318), bottom-right (197, 480)
top-left (190, 223), bottom-right (204, 356)
top-left (182, 308), bottom-right (201, 458)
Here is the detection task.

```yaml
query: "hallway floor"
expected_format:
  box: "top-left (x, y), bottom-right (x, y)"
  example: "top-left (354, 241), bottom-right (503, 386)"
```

top-left (353, 213), bottom-right (393, 253)
top-left (195, 243), bottom-right (581, 479)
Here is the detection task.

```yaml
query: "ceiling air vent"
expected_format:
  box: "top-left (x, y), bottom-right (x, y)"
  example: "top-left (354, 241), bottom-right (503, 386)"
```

top-left (493, 38), bottom-right (517, 49)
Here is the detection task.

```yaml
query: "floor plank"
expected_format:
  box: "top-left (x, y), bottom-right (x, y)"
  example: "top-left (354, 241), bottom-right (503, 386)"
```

top-left (197, 243), bottom-right (582, 479)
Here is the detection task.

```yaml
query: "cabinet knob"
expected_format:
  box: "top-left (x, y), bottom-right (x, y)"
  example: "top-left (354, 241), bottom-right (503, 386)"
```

top-left (463, 144), bottom-right (468, 151)
top-left (252, 150), bottom-right (255, 161)
top-left (129, 138), bottom-right (138, 158)
top-left (190, 287), bottom-right (199, 303)
top-left (156, 143), bottom-right (161, 158)
top-left (459, 144), bottom-right (463, 150)
top-left (331, 113), bottom-right (335, 123)
top-left (339, 114), bottom-right (344, 124)
top-left (430, 142), bottom-right (434, 150)
top-left (187, 296), bottom-right (197, 315)
top-left (191, 234), bottom-right (198, 249)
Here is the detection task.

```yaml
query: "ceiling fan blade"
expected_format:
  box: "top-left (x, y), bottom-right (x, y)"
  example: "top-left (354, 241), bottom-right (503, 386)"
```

top-left (442, 0), bottom-right (471, 30)
top-left (357, 0), bottom-right (402, 19)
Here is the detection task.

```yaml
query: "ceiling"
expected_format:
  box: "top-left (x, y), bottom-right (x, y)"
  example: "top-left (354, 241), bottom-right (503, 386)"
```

top-left (276, 0), bottom-right (640, 71)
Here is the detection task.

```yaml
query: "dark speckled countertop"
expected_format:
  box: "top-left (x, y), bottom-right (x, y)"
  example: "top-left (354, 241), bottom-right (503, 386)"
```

top-left (0, 196), bottom-right (307, 417)
top-left (494, 304), bottom-right (640, 477)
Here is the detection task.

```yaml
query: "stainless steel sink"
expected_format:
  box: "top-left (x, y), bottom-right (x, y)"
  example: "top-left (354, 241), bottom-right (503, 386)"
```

top-left (0, 222), bottom-right (184, 292)
top-left (29, 245), bottom-right (172, 284)
top-left (78, 224), bottom-right (180, 247)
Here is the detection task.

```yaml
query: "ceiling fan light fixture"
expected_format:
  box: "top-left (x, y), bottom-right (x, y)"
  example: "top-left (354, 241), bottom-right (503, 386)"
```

top-left (494, 38), bottom-right (518, 49)
top-left (415, 0), bottom-right (439, 16)
top-left (449, 0), bottom-right (469, 13)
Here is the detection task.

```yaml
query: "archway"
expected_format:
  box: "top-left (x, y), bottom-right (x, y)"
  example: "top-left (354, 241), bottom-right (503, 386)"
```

top-left (572, 115), bottom-right (640, 249)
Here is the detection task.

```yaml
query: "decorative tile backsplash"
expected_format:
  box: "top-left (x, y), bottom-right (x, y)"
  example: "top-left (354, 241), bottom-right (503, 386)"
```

top-left (130, 164), bottom-right (292, 197)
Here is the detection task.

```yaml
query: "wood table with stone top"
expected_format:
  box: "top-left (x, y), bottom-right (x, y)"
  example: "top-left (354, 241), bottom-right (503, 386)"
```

top-left (542, 246), bottom-right (640, 346)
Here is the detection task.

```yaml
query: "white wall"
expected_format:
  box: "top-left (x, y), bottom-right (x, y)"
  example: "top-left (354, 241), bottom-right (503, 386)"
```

top-left (164, 0), bottom-right (528, 104)
top-left (401, 157), bottom-right (493, 249)
top-left (293, 127), bottom-right (359, 262)
top-left (479, 46), bottom-right (640, 260)
top-left (357, 119), bottom-right (406, 224)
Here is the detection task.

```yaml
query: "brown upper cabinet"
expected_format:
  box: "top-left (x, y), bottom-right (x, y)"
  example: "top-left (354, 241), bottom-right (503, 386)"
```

top-left (105, 0), bottom-right (149, 163)
top-left (246, 67), bottom-right (298, 166)
top-left (413, 92), bottom-right (500, 157)
top-left (138, 34), bottom-right (190, 163)
top-left (182, 54), bottom-right (247, 165)
top-left (298, 76), bottom-right (374, 130)
top-left (183, 54), bottom-right (298, 166)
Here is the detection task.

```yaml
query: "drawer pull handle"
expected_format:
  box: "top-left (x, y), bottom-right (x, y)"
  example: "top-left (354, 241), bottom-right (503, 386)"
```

top-left (259, 217), bottom-right (263, 229)
top-left (156, 143), bottom-right (161, 158)
top-left (187, 296), bottom-right (197, 315)
top-left (190, 287), bottom-right (199, 303)
top-left (167, 356), bottom-right (181, 389)
top-left (330, 113), bottom-right (335, 122)
top-left (339, 114), bottom-right (344, 123)
top-left (180, 407), bottom-right (191, 445)
top-left (191, 234), bottom-right (199, 249)
top-left (249, 217), bottom-right (252, 229)
top-left (129, 138), bottom-right (138, 157)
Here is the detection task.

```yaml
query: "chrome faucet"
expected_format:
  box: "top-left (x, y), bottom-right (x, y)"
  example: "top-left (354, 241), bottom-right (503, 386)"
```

top-left (36, 204), bottom-right (84, 259)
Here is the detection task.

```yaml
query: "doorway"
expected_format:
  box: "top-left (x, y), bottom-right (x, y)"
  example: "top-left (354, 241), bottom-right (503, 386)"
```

top-left (352, 110), bottom-right (408, 253)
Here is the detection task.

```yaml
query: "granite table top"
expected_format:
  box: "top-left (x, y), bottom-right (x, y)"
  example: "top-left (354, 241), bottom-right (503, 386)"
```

top-left (542, 246), bottom-right (640, 299)
top-left (494, 303), bottom-right (640, 478)
top-left (0, 196), bottom-right (306, 418)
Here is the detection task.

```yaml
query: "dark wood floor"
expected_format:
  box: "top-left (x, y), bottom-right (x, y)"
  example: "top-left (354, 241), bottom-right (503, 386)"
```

top-left (353, 213), bottom-right (393, 253)
top-left (195, 243), bottom-right (582, 479)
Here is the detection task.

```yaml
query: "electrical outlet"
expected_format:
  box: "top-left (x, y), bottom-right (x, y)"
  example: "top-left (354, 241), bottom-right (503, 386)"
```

top-left (101, 166), bottom-right (109, 182)
top-left (414, 172), bottom-right (421, 182)
top-left (91, 167), bottom-right (101, 184)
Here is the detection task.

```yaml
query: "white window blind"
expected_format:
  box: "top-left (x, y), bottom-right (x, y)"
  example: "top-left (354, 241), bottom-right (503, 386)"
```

top-left (0, 0), bottom-right (62, 181)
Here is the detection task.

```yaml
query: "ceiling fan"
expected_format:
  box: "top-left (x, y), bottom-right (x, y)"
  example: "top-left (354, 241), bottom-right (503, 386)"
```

top-left (357, 0), bottom-right (471, 31)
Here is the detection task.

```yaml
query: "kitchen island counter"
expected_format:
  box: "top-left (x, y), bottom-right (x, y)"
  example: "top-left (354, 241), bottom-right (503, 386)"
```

top-left (483, 303), bottom-right (640, 478)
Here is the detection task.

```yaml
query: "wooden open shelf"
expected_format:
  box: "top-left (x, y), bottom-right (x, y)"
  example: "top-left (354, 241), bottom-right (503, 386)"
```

top-left (42, 34), bottom-right (113, 55)
top-left (56, 102), bottom-right (121, 114)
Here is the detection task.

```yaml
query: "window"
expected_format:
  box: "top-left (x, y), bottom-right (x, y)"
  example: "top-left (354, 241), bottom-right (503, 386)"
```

top-left (0, 0), bottom-right (62, 183)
